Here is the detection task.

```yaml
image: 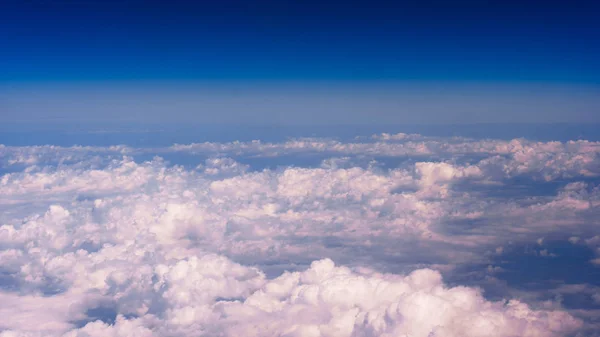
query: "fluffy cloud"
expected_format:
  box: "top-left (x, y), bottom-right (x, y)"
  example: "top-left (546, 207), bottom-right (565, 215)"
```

top-left (0, 256), bottom-right (583, 337)
top-left (221, 259), bottom-right (581, 337)
top-left (1, 134), bottom-right (599, 336)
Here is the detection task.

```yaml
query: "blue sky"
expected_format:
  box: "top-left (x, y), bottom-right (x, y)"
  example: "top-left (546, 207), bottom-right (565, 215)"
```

top-left (2, 2), bottom-right (600, 335)
top-left (1, 0), bottom-right (599, 124)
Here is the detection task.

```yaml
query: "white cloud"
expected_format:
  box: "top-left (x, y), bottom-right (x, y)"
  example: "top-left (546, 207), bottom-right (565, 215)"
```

top-left (219, 259), bottom-right (582, 337)
top-left (1, 135), bottom-right (599, 335)
top-left (0, 257), bottom-right (582, 337)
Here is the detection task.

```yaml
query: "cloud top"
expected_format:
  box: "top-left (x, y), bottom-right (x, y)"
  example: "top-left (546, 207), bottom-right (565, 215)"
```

top-left (1, 134), bottom-right (599, 336)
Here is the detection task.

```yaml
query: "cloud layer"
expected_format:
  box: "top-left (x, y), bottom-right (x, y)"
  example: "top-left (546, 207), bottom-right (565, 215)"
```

top-left (1, 133), bottom-right (599, 336)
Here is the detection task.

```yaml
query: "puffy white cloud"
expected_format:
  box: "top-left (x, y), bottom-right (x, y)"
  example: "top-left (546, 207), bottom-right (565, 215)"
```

top-left (220, 259), bottom-right (581, 337)
top-left (1, 134), bottom-right (599, 336)
top-left (1, 257), bottom-right (582, 337)
top-left (415, 162), bottom-right (482, 198)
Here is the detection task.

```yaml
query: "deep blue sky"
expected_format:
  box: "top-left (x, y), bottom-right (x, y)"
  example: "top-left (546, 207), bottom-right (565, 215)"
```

top-left (1, 0), bottom-right (599, 124)
top-left (2, 0), bottom-right (599, 82)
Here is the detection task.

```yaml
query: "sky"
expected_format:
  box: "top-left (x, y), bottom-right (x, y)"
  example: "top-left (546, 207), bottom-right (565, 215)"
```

top-left (2, 2), bottom-right (600, 336)
top-left (1, 0), bottom-right (599, 124)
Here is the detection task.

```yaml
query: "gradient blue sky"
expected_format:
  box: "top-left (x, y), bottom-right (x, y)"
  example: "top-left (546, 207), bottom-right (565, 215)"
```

top-left (1, 0), bottom-right (599, 124)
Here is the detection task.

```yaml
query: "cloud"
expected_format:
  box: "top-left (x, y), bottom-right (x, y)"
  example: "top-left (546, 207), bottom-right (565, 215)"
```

top-left (219, 259), bottom-right (581, 337)
top-left (1, 134), bottom-right (599, 335)
top-left (0, 257), bottom-right (583, 337)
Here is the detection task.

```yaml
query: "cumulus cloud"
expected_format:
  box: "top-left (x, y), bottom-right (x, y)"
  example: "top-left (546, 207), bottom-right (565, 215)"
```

top-left (0, 256), bottom-right (584, 337)
top-left (220, 259), bottom-right (581, 337)
top-left (1, 134), bottom-right (599, 335)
